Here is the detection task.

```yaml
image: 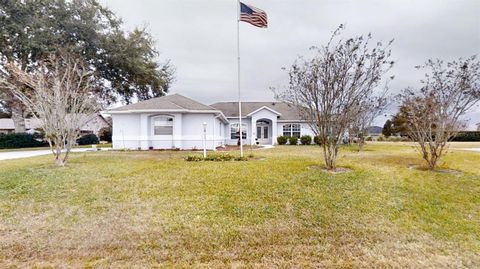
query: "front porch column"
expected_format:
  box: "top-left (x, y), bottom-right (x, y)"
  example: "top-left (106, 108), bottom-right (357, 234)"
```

top-left (271, 118), bottom-right (278, 145)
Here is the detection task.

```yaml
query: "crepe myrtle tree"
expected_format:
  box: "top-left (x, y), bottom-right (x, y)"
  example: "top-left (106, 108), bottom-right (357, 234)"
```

top-left (0, 53), bottom-right (101, 166)
top-left (398, 56), bottom-right (480, 170)
top-left (276, 25), bottom-right (394, 171)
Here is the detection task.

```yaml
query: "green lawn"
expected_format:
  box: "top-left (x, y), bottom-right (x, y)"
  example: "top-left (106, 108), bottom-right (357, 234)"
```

top-left (0, 143), bottom-right (479, 268)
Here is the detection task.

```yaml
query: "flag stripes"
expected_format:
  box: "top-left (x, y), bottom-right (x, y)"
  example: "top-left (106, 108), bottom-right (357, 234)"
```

top-left (239, 2), bottom-right (268, 28)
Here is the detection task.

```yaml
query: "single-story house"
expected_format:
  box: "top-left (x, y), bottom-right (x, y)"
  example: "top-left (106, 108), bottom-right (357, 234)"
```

top-left (0, 114), bottom-right (111, 136)
top-left (108, 94), bottom-right (316, 150)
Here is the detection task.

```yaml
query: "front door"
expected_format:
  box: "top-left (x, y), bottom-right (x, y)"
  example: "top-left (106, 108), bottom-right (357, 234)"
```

top-left (256, 121), bottom-right (270, 144)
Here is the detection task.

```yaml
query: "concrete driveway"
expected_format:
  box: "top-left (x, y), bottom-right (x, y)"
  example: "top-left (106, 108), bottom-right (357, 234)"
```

top-left (0, 148), bottom-right (104, 161)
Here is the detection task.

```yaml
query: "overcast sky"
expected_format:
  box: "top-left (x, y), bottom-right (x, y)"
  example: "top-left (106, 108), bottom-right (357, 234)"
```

top-left (101, 0), bottom-right (480, 128)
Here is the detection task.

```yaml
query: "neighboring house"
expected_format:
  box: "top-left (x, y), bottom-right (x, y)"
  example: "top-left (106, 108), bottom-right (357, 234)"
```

top-left (0, 114), bottom-right (110, 135)
top-left (108, 94), bottom-right (316, 150)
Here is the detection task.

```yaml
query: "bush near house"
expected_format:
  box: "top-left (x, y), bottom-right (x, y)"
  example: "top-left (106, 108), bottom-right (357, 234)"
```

top-left (450, 131), bottom-right (480, 141)
top-left (0, 133), bottom-right (47, 149)
top-left (314, 135), bottom-right (322, 145)
top-left (76, 134), bottom-right (99, 145)
top-left (300, 135), bottom-right (312, 145)
top-left (98, 127), bottom-right (112, 142)
top-left (277, 136), bottom-right (288, 145)
top-left (288, 136), bottom-right (298, 145)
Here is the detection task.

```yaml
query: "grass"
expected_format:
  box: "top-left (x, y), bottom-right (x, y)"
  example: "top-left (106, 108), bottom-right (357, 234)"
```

top-left (0, 143), bottom-right (479, 268)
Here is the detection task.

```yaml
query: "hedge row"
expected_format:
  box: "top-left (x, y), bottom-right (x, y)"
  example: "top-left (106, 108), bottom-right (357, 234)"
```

top-left (0, 133), bottom-right (48, 149)
top-left (0, 132), bottom-right (101, 149)
top-left (277, 135), bottom-right (322, 145)
top-left (450, 131), bottom-right (480, 142)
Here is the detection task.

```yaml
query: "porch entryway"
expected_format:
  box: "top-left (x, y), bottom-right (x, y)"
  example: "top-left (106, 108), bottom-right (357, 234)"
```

top-left (255, 119), bottom-right (271, 145)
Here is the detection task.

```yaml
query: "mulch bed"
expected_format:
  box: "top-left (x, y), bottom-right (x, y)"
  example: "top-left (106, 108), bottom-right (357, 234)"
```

top-left (307, 165), bottom-right (352, 173)
top-left (215, 145), bottom-right (263, 151)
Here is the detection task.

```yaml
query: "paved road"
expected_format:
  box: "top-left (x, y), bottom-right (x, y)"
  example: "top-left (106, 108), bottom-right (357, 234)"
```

top-left (0, 148), bottom-right (105, 161)
top-left (463, 148), bottom-right (480, 152)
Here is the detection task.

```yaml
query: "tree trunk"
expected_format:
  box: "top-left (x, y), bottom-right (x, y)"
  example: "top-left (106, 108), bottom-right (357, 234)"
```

top-left (358, 136), bottom-right (365, 151)
top-left (323, 141), bottom-right (338, 171)
top-left (10, 102), bottom-right (26, 133)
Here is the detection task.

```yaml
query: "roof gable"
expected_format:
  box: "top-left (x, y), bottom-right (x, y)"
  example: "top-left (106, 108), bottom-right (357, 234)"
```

top-left (109, 94), bottom-right (216, 112)
top-left (210, 102), bottom-right (302, 121)
top-left (246, 106), bottom-right (282, 117)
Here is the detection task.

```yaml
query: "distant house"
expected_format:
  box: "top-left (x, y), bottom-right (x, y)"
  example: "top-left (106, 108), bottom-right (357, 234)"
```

top-left (0, 114), bottom-right (111, 135)
top-left (367, 126), bottom-right (383, 137)
top-left (108, 93), bottom-right (316, 150)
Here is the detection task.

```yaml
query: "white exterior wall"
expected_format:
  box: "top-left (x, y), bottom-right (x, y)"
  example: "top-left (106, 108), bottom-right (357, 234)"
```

top-left (181, 113), bottom-right (225, 150)
top-left (112, 111), bottom-right (317, 149)
top-left (112, 114), bottom-right (141, 149)
top-left (112, 112), bottom-right (225, 150)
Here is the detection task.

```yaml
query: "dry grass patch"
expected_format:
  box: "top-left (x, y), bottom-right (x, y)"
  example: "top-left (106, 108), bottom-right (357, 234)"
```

top-left (0, 144), bottom-right (479, 267)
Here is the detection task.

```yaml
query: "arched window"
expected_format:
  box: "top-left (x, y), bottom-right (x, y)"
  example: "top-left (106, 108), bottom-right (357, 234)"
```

top-left (153, 116), bottom-right (173, 135)
top-left (230, 123), bottom-right (247, 139)
top-left (283, 124), bottom-right (300, 137)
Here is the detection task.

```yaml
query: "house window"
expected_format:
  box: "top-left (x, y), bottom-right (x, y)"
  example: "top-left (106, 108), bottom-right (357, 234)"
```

top-left (230, 123), bottom-right (247, 139)
top-left (283, 124), bottom-right (300, 137)
top-left (153, 116), bottom-right (173, 135)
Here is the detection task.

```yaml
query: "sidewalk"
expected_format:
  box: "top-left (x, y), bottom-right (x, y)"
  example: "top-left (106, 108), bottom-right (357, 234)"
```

top-left (0, 148), bottom-right (108, 161)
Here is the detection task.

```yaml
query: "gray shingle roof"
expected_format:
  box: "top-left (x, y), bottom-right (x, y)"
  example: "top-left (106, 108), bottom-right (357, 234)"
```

top-left (109, 94), bottom-right (216, 112)
top-left (210, 102), bottom-right (303, 121)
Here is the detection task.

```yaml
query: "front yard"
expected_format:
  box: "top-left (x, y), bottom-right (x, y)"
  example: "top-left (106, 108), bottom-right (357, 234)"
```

top-left (0, 143), bottom-right (479, 267)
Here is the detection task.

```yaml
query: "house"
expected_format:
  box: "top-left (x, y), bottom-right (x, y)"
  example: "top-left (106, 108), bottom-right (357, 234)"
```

top-left (108, 94), bottom-right (316, 150)
top-left (0, 114), bottom-right (111, 136)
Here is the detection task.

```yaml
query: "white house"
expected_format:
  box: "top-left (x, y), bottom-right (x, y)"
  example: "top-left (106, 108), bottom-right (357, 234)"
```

top-left (108, 94), bottom-right (315, 150)
top-left (0, 114), bottom-right (111, 135)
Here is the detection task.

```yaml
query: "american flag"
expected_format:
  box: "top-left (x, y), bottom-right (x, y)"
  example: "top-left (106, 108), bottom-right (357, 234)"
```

top-left (239, 2), bottom-right (268, 28)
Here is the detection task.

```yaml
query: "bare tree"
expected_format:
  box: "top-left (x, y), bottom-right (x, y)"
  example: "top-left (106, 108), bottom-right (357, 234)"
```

top-left (398, 56), bottom-right (480, 170)
top-left (0, 54), bottom-right (101, 166)
top-left (350, 96), bottom-right (388, 151)
top-left (276, 25), bottom-right (394, 171)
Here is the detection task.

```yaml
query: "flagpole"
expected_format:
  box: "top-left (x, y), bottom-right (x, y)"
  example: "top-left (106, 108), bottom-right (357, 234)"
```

top-left (237, 0), bottom-right (243, 157)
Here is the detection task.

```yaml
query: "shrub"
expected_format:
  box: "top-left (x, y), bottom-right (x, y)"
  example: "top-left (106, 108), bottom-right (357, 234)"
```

top-left (387, 136), bottom-right (402, 142)
top-left (377, 135), bottom-right (386, 142)
top-left (185, 153), bottom-right (251, 162)
top-left (288, 136), bottom-right (298, 145)
top-left (277, 136), bottom-right (288, 145)
top-left (365, 136), bottom-right (373, 141)
top-left (450, 131), bottom-right (480, 141)
top-left (0, 132), bottom-right (47, 149)
top-left (300, 135), bottom-right (312, 145)
top-left (314, 135), bottom-right (322, 145)
top-left (76, 134), bottom-right (99, 145)
top-left (98, 127), bottom-right (112, 142)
